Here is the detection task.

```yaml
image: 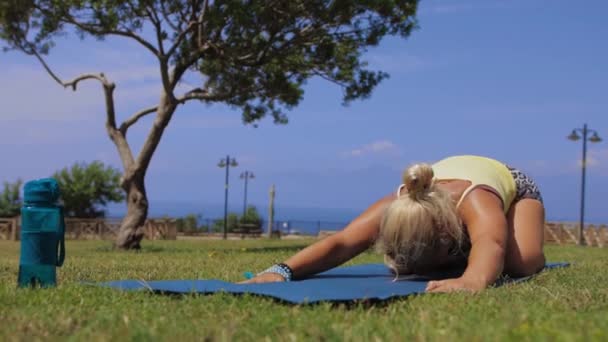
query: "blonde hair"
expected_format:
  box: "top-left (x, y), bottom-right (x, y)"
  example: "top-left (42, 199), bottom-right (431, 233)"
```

top-left (376, 163), bottom-right (464, 277)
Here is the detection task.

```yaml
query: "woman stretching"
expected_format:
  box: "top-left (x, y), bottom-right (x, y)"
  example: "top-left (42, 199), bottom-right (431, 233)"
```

top-left (244, 155), bottom-right (546, 293)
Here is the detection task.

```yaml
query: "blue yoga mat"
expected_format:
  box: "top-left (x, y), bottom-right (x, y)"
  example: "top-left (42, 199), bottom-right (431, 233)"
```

top-left (96, 262), bottom-right (568, 304)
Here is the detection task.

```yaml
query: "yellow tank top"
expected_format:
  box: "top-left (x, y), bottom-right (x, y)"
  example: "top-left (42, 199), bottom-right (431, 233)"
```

top-left (432, 155), bottom-right (516, 213)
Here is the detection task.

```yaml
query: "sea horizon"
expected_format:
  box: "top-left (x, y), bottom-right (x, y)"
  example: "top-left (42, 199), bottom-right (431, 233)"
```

top-left (105, 200), bottom-right (608, 226)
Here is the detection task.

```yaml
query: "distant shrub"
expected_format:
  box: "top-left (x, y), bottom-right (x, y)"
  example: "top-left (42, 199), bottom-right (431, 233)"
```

top-left (53, 161), bottom-right (124, 218)
top-left (213, 213), bottom-right (240, 232)
top-left (240, 205), bottom-right (262, 228)
top-left (0, 179), bottom-right (22, 217)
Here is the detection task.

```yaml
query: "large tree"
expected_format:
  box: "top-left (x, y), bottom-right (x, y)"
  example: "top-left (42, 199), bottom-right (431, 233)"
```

top-left (0, 0), bottom-right (419, 249)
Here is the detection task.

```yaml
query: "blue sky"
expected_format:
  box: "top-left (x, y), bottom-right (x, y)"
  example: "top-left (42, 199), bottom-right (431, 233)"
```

top-left (1, 0), bottom-right (607, 223)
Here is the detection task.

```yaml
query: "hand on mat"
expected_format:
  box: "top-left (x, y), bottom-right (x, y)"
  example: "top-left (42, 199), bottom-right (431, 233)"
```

top-left (239, 272), bottom-right (285, 284)
top-left (425, 277), bottom-right (484, 293)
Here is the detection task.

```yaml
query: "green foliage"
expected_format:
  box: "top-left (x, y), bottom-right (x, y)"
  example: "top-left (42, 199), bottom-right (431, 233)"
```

top-left (0, 0), bottom-right (419, 125)
top-left (175, 213), bottom-right (205, 234)
top-left (174, 214), bottom-right (198, 233)
top-left (208, 206), bottom-right (263, 233)
top-left (0, 179), bottom-right (22, 217)
top-left (52, 161), bottom-right (124, 218)
top-left (213, 212), bottom-right (240, 232)
top-left (0, 242), bottom-right (607, 340)
top-left (240, 205), bottom-right (262, 227)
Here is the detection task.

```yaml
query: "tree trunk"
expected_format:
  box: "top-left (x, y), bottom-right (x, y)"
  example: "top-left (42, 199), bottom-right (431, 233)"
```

top-left (115, 175), bottom-right (148, 250)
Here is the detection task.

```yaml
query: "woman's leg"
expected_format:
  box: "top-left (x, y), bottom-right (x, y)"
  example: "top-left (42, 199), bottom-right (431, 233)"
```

top-left (504, 198), bottom-right (546, 277)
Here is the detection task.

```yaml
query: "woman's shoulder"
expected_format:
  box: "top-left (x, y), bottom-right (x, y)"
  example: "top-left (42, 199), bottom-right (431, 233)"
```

top-left (457, 186), bottom-right (506, 219)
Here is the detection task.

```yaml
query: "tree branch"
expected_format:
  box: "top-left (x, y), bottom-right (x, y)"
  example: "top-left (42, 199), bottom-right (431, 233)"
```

top-left (311, 69), bottom-right (348, 88)
top-left (176, 87), bottom-right (210, 103)
top-left (168, 44), bottom-right (208, 89)
top-left (146, 5), bottom-right (165, 56)
top-left (133, 98), bottom-right (177, 174)
top-left (26, 44), bottom-right (112, 102)
top-left (159, 1), bottom-right (182, 32)
top-left (165, 20), bottom-right (198, 58)
top-left (235, 31), bottom-right (279, 66)
top-left (59, 11), bottom-right (160, 57)
top-left (25, 43), bottom-right (136, 171)
top-left (145, 5), bottom-right (173, 97)
top-left (165, 0), bottom-right (209, 83)
top-left (119, 105), bottom-right (159, 134)
top-left (198, 0), bottom-right (209, 48)
top-left (175, 86), bottom-right (245, 105)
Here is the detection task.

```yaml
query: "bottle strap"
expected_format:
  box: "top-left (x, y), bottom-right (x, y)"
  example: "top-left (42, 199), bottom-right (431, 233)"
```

top-left (56, 206), bottom-right (65, 267)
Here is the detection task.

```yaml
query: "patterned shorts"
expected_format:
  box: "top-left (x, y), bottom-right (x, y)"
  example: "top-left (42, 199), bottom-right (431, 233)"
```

top-left (507, 167), bottom-right (543, 204)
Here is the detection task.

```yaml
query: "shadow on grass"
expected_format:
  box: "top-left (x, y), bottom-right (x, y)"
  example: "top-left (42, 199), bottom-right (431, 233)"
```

top-left (134, 289), bottom-right (421, 309)
top-left (236, 245), bottom-right (309, 253)
top-left (94, 244), bottom-right (310, 254)
top-left (94, 245), bottom-right (173, 253)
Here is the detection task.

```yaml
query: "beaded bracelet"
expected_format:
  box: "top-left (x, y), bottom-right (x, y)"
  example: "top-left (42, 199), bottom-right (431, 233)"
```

top-left (259, 263), bottom-right (294, 281)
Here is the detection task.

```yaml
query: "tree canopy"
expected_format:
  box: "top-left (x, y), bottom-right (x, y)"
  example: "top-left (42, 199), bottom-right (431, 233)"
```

top-left (52, 161), bottom-right (125, 218)
top-left (0, 0), bottom-right (419, 248)
top-left (1, 0), bottom-right (418, 121)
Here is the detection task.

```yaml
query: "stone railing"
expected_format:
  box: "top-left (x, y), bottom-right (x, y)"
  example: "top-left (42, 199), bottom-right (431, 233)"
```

top-left (316, 222), bottom-right (607, 247)
top-left (0, 217), bottom-right (177, 241)
top-left (544, 222), bottom-right (607, 247)
top-left (1, 217), bottom-right (606, 246)
top-left (0, 217), bottom-right (19, 241)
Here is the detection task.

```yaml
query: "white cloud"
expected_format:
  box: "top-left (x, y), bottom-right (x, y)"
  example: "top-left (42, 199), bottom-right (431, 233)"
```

top-left (532, 148), bottom-right (608, 173)
top-left (509, 148), bottom-right (608, 178)
top-left (344, 140), bottom-right (400, 158)
top-left (585, 157), bottom-right (599, 167)
top-left (584, 148), bottom-right (608, 170)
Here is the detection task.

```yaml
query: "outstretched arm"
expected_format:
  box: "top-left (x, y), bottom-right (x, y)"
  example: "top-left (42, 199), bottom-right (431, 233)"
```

top-left (426, 188), bottom-right (508, 292)
top-left (243, 193), bottom-right (395, 283)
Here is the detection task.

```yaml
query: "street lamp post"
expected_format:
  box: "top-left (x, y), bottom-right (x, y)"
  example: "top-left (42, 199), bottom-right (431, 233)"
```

top-left (567, 124), bottom-right (602, 246)
top-left (240, 171), bottom-right (255, 217)
top-left (218, 155), bottom-right (238, 239)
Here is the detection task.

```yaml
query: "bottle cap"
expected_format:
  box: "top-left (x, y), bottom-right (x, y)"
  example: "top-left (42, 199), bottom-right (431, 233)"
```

top-left (24, 178), bottom-right (60, 204)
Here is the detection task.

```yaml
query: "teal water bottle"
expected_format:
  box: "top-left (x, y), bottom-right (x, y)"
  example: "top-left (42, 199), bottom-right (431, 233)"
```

top-left (18, 178), bottom-right (66, 288)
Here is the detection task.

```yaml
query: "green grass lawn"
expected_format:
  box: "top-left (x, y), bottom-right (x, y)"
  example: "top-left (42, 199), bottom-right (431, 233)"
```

top-left (1, 239), bottom-right (607, 341)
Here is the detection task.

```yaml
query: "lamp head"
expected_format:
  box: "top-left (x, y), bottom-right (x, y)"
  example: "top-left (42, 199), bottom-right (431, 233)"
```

top-left (241, 171), bottom-right (254, 179)
top-left (567, 130), bottom-right (581, 141)
top-left (589, 132), bottom-right (602, 143)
